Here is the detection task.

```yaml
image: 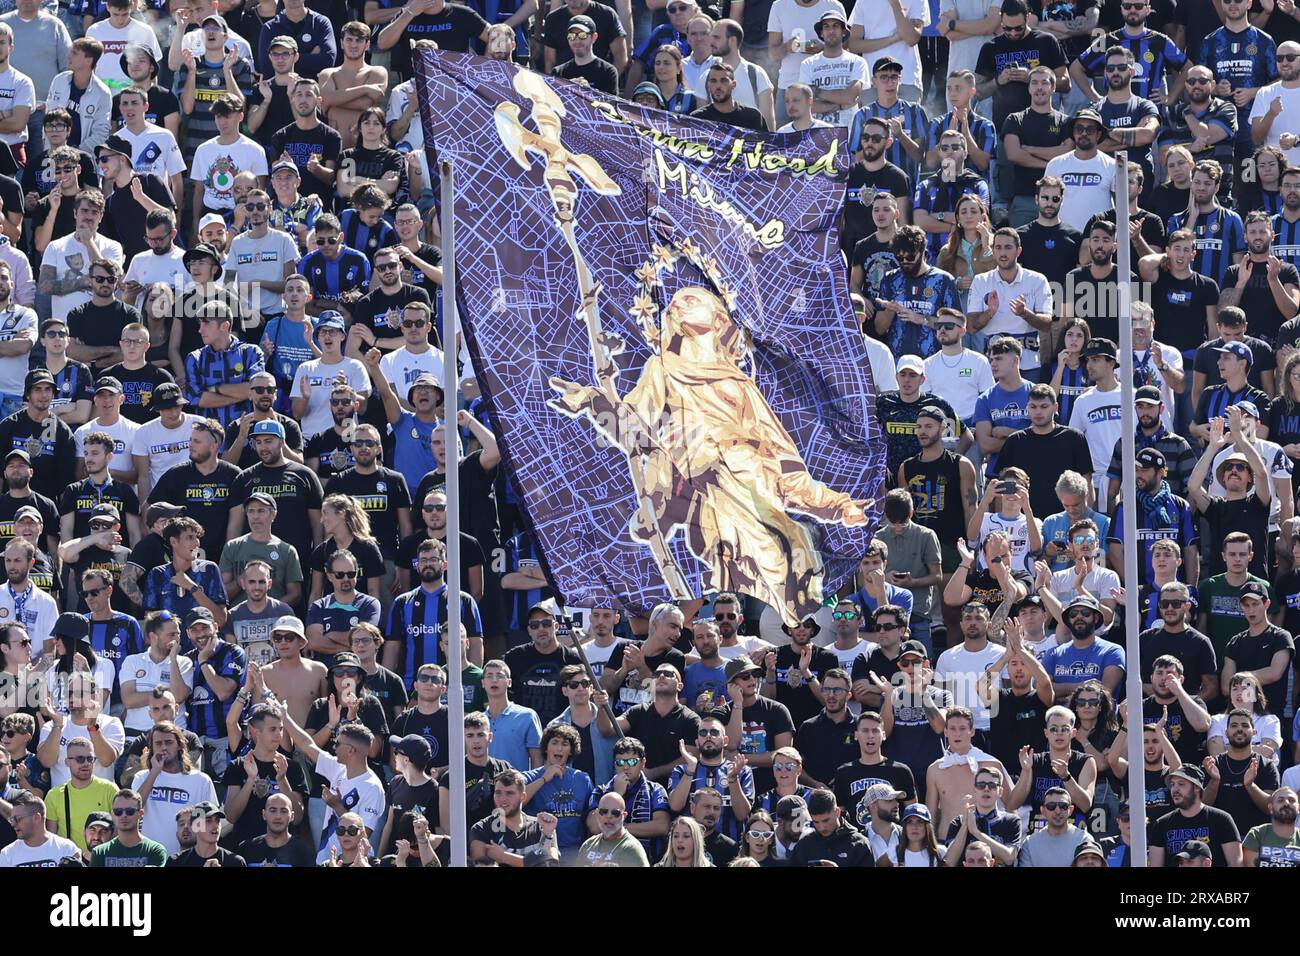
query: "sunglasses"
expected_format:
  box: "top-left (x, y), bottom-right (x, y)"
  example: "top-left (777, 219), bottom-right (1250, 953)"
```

top-left (1043, 802), bottom-right (1071, 812)
top-left (272, 633), bottom-right (300, 643)
top-left (54, 164), bottom-right (77, 174)
top-left (401, 319), bottom-right (427, 329)
top-left (527, 620), bottom-right (554, 629)
top-left (337, 825), bottom-right (364, 836)
top-left (596, 808), bottom-right (622, 817)
top-left (423, 504), bottom-right (447, 512)
top-left (1003, 24), bottom-right (1025, 33)
top-left (6, 638), bottom-right (31, 648)
top-left (69, 755), bottom-right (96, 764)
top-left (1, 730), bottom-right (21, 738)
top-left (821, 686), bottom-right (848, 695)
top-left (861, 134), bottom-right (885, 144)
top-left (715, 612), bottom-right (738, 620)
top-left (832, 609), bottom-right (857, 620)
top-left (934, 322), bottom-right (961, 330)
top-left (416, 673), bottom-right (443, 683)
top-left (566, 680), bottom-right (592, 689)
top-left (113, 806), bottom-right (138, 816)
top-left (244, 202), bottom-right (268, 212)
top-left (332, 398), bottom-right (357, 406)
top-left (1104, 64), bottom-right (1129, 73)
top-left (251, 385), bottom-right (277, 394)
top-left (316, 236), bottom-right (340, 246)
top-left (747, 829), bottom-right (775, 840)
top-left (973, 780), bottom-right (999, 790)
top-left (1280, 54), bottom-right (1300, 62)
top-left (877, 622), bottom-right (903, 632)
top-left (351, 438), bottom-right (378, 447)
top-left (82, 586), bottom-right (107, 599)
top-left (1121, 2), bottom-right (1145, 7)
top-left (1073, 535), bottom-right (1097, 544)
top-left (376, 263), bottom-right (400, 271)
top-left (1222, 463), bottom-right (1249, 474)
top-left (1075, 698), bottom-right (1101, 707)
top-left (773, 761), bottom-right (800, 772)
top-left (1186, 77), bottom-right (1212, 85)
top-left (90, 274), bottom-right (115, 283)
top-left (330, 570), bottom-right (358, 579)
top-left (333, 667), bottom-right (361, 678)
top-left (1159, 599), bottom-right (1188, 609)
top-left (614, 757), bottom-right (641, 767)
top-left (44, 329), bottom-right (68, 338)
top-left (697, 728), bottom-right (723, 738)
top-left (938, 144), bottom-right (963, 152)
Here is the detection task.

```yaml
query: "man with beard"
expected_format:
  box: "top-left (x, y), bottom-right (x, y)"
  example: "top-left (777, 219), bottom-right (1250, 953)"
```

top-left (1085, 164), bottom-right (1167, 281)
top-left (842, 120), bottom-right (912, 257)
top-left (1158, 63), bottom-right (1236, 175)
top-left (131, 721), bottom-right (219, 855)
top-left (303, 384), bottom-right (360, 484)
top-left (349, 245), bottom-right (435, 362)
top-left (1189, 410), bottom-right (1273, 576)
top-left (1107, 447), bottom-right (1196, 590)
top-left (502, 602), bottom-right (581, 728)
top-left (1061, 221), bottom-right (1134, 335)
top-left (1040, 594), bottom-right (1125, 701)
top-left (0, 537), bottom-right (57, 652)
top-left (1140, 654), bottom-right (1212, 765)
top-left (996, 385), bottom-right (1093, 520)
top-left (577, 604), bottom-right (631, 682)
top-left (667, 715), bottom-right (752, 841)
top-left (0, 370), bottom-right (75, 503)
top-left (682, 620), bottom-right (728, 713)
top-left (1070, 0), bottom-right (1188, 104)
top-left (226, 419), bottom-right (323, 569)
top-left (1138, 583), bottom-right (1217, 700)
top-left (1218, 211), bottom-right (1300, 346)
top-left (691, 62), bottom-right (769, 131)
top-left (877, 357), bottom-right (964, 478)
top-left (88, 789), bottom-right (169, 867)
top-left (719, 656), bottom-right (794, 794)
top-left (709, 593), bottom-right (771, 665)
top-left (383, 538), bottom-right (483, 688)
top-left (1220, 584), bottom-right (1295, 733)
top-left (236, 791), bottom-right (313, 867)
top-left (404, 490), bottom-right (484, 606)
top-left (1149, 764), bottom-right (1242, 866)
top-left (912, 130), bottom-right (989, 259)
top-left (364, 356), bottom-right (441, 495)
top-left (764, 617), bottom-right (839, 728)
top-left (901, 407), bottom-right (978, 595)
top-left (1250, 40), bottom-right (1300, 165)
top-left (0, 453), bottom-right (55, 555)
top-left (1091, 47), bottom-right (1160, 197)
top-left (1203, 708), bottom-right (1281, 835)
top-left (585, 735), bottom-right (671, 861)
top-left (268, 80), bottom-right (340, 205)
top-left (831, 710), bottom-right (916, 827)
top-left (942, 765), bottom-right (1022, 864)
top-left (982, 620), bottom-right (1055, 772)
top-left (794, 669), bottom-right (858, 789)
top-left (1002, 69), bottom-right (1074, 228)
top-left (850, 190), bottom-right (902, 300)
top-left (223, 559), bottom-right (295, 666)
top-left (389, 663), bottom-right (447, 772)
top-left (1242, 786), bottom-right (1300, 866)
top-left (1167, 161), bottom-right (1246, 287)
top-left (148, 419), bottom-right (241, 560)
top-left (221, 704), bottom-right (309, 846)
top-left (822, 598), bottom-right (877, 677)
top-left (871, 227), bottom-right (961, 360)
top-left (1016, 181), bottom-right (1081, 354)
top-left (1045, 110), bottom-right (1118, 232)
top-left (325, 422), bottom-right (412, 605)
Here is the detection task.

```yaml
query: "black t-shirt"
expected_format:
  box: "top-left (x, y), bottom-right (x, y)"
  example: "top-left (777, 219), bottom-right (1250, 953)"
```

top-left (944, 808), bottom-right (1024, 854)
top-left (1223, 625), bottom-right (1295, 722)
top-left (308, 536), bottom-right (386, 594)
top-left (351, 285), bottom-right (435, 348)
top-left (988, 687), bottom-right (1050, 775)
top-left (1210, 750), bottom-right (1281, 835)
top-left (621, 700), bottom-right (702, 771)
top-left (500, 643), bottom-right (582, 727)
top-left (65, 301), bottom-right (139, 355)
top-left (831, 758), bottom-right (917, 829)
top-left (468, 812), bottom-right (543, 857)
top-left (975, 31), bottom-right (1068, 128)
top-left (1085, 208), bottom-right (1167, 288)
top-left (852, 646), bottom-right (904, 690)
top-left (715, 695), bottom-right (795, 793)
top-left (963, 569), bottom-right (1033, 615)
top-left (362, 664), bottom-right (410, 728)
top-left (247, 79), bottom-right (295, 149)
top-left (0, 490), bottom-right (55, 543)
top-left (690, 104), bottom-right (769, 132)
top-left (1024, 749), bottom-right (1093, 831)
top-left (843, 161), bottom-right (912, 255)
top-left (1129, 765), bottom-right (1174, 825)
top-left (1202, 496), bottom-right (1271, 579)
top-left (101, 362), bottom-right (175, 424)
top-left (394, 3), bottom-right (489, 74)
top-left (1137, 626), bottom-right (1218, 697)
top-left (543, 2), bottom-right (625, 67)
top-left (395, 531), bottom-right (483, 592)
top-left (268, 123), bottom-right (343, 203)
top-left (1150, 805), bottom-right (1242, 866)
top-left (995, 426), bottom-right (1094, 519)
top-left (126, 530), bottom-right (167, 574)
top-left (58, 476), bottom-right (139, 539)
top-left (167, 847), bottom-right (247, 867)
top-left (220, 414), bottom-right (305, 472)
top-left (390, 706), bottom-right (449, 769)
top-left (1002, 107), bottom-right (1071, 197)
top-left (603, 642), bottom-right (689, 716)
top-left (386, 774), bottom-right (446, 863)
top-left (772, 644), bottom-right (842, 728)
top-left (236, 835), bottom-right (314, 867)
top-left (340, 146), bottom-right (403, 191)
top-left (1016, 221), bottom-right (1082, 288)
top-left (1154, 270), bottom-right (1222, 356)
top-left (1148, 182), bottom-right (1191, 227)
top-left (1221, 260), bottom-right (1300, 346)
top-left (303, 428), bottom-right (355, 485)
top-left (112, 85), bottom-right (181, 130)
top-left (554, 56), bottom-right (620, 95)
top-left (1143, 693), bottom-right (1209, 764)
top-left (102, 174), bottom-right (175, 261)
top-left (324, 466), bottom-right (412, 558)
top-left (413, 449), bottom-right (499, 550)
top-left (441, 756), bottom-right (513, 828)
top-left (1064, 265), bottom-right (1138, 332)
top-left (229, 460), bottom-right (324, 563)
top-left (21, 151), bottom-right (95, 201)
top-left (793, 710), bottom-right (859, 786)
top-left (220, 751), bottom-right (311, 846)
top-left (31, 190), bottom-right (77, 243)
top-left (303, 694), bottom-right (389, 792)
top-left (852, 233), bottom-right (900, 299)
top-left (703, 830), bottom-right (737, 866)
top-left (147, 460), bottom-right (242, 560)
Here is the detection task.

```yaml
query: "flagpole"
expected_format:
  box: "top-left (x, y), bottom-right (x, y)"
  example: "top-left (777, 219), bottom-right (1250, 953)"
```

top-left (1115, 151), bottom-right (1146, 867)
top-left (441, 159), bottom-right (467, 868)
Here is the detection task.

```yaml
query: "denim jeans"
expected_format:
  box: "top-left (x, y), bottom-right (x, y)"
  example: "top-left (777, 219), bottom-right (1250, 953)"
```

top-left (0, 394), bottom-right (23, 419)
top-left (908, 615), bottom-right (933, 658)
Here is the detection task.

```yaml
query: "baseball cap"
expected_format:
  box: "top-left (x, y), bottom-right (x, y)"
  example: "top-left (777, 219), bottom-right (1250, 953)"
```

top-left (725, 657), bottom-right (761, 681)
top-left (390, 733), bottom-right (432, 770)
top-left (4, 449), bottom-right (31, 466)
top-left (201, 13), bottom-right (227, 31)
top-left (1167, 765), bottom-right (1206, 789)
top-left (900, 803), bottom-right (931, 823)
top-left (631, 81), bottom-right (666, 106)
top-left (197, 212), bottom-right (226, 232)
top-left (872, 56), bottom-right (903, 75)
top-left (150, 382), bottom-right (185, 410)
top-left (774, 794), bottom-right (808, 821)
top-left (861, 782), bottom-right (906, 805)
top-left (24, 369), bottom-right (54, 395)
top-left (13, 505), bottom-right (42, 523)
top-left (332, 651), bottom-right (362, 671)
top-left (1081, 337), bottom-right (1118, 361)
top-left (1213, 341), bottom-right (1253, 365)
top-left (916, 405), bottom-right (947, 424)
top-left (567, 14), bottom-right (596, 33)
top-left (144, 502), bottom-right (185, 526)
top-left (94, 376), bottom-right (123, 395)
top-left (189, 801), bottom-right (227, 822)
top-left (898, 639), bottom-right (926, 660)
top-left (95, 134), bottom-right (132, 162)
top-left (1134, 447), bottom-right (1166, 470)
top-left (247, 491), bottom-right (278, 510)
top-left (250, 419), bottom-right (286, 440)
top-left (1239, 581), bottom-right (1269, 603)
top-left (268, 34), bottom-right (298, 52)
top-left (270, 615), bottom-right (305, 639)
top-left (1134, 385), bottom-right (1162, 405)
top-left (271, 159), bottom-right (300, 177)
top-left (1237, 400), bottom-right (1261, 420)
top-left (52, 612), bottom-right (89, 641)
top-left (316, 311), bottom-right (346, 334)
top-left (1013, 594), bottom-right (1044, 615)
top-left (897, 355), bottom-right (925, 376)
top-left (84, 811), bottom-right (113, 831)
top-left (88, 503), bottom-right (120, 525)
top-left (185, 607), bottom-right (216, 629)
top-left (1073, 839), bottom-right (1107, 863)
top-left (1175, 839), bottom-right (1213, 862)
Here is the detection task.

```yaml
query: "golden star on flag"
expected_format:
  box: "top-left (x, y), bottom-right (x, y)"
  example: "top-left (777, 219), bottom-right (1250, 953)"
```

top-left (651, 245), bottom-right (676, 271)
top-left (635, 262), bottom-right (659, 287)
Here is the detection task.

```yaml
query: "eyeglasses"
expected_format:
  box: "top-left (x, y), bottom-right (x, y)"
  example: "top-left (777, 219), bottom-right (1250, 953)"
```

top-left (1159, 599), bottom-right (1188, 609)
top-left (416, 674), bottom-right (444, 684)
top-left (697, 728), bottom-right (723, 738)
top-left (596, 808), bottom-right (622, 817)
top-left (1043, 802), bottom-right (1071, 812)
top-left (527, 620), bottom-right (554, 630)
top-left (747, 829), bottom-right (775, 840)
top-left (69, 755), bottom-right (96, 764)
top-left (614, 757), bottom-right (641, 767)
top-left (120, 337), bottom-right (149, 346)
top-left (401, 319), bottom-right (428, 329)
top-left (337, 825), bottom-right (363, 836)
top-left (113, 806), bottom-right (138, 816)
top-left (566, 680), bottom-right (592, 689)
top-left (244, 202), bottom-right (268, 212)
top-left (82, 586), bottom-right (107, 599)
top-left (330, 570), bottom-right (358, 579)
top-left (773, 761), bottom-right (799, 772)
top-left (832, 609), bottom-right (857, 620)
top-left (973, 780), bottom-right (999, 790)
top-left (316, 236), bottom-right (340, 246)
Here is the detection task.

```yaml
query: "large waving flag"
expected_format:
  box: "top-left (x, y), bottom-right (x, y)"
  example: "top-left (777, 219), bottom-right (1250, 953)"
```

top-left (415, 50), bottom-right (886, 624)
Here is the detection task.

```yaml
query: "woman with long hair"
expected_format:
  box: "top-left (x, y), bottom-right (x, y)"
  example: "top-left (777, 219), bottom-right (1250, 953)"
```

top-left (889, 803), bottom-right (946, 867)
top-left (309, 494), bottom-right (385, 601)
top-left (652, 45), bottom-right (697, 114)
top-left (1238, 145), bottom-right (1289, 215)
top-left (322, 811), bottom-right (375, 866)
top-left (1069, 680), bottom-right (1121, 829)
top-left (1206, 673), bottom-right (1282, 758)
top-left (1264, 352), bottom-right (1300, 496)
top-left (736, 809), bottom-right (784, 866)
top-left (140, 283), bottom-right (177, 369)
top-left (45, 627), bottom-right (113, 714)
top-left (1047, 317), bottom-right (1092, 422)
top-left (339, 106), bottom-right (405, 202)
top-left (936, 194), bottom-right (996, 309)
top-left (1149, 145), bottom-right (1195, 224)
top-left (656, 816), bottom-right (713, 867)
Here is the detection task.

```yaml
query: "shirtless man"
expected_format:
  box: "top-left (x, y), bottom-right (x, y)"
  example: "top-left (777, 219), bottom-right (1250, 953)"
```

top-left (318, 22), bottom-right (387, 150)
top-left (924, 707), bottom-right (1011, 834)
top-left (259, 614), bottom-right (327, 727)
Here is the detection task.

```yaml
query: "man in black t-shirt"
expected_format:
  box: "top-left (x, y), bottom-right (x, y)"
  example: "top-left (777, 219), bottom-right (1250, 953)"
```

top-left (1204, 709), bottom-right (1282, 835)
top-left (830, 710), bottom-right (917, 828)
top-left (501, 602), bottom-right (580, 726)
top-left (1222, 588), bottom-right (1295, 726)
top-left (1139, 230), bottom-right (1222, 362)
top-left (1017, 181), bottom-right (1081, 350)
top-left (1218, 211), bottom-right (1300, 347)
top-left (325, 422), bottom-right (413, 571)
top-left (553, 16), bottom-right (619, 95)
top-left (167, 803), bottom-right (247, 867)
top-left (221, 371), bottom-right (306, 471)
top-left (615, 665), bottom-right (703, 780)
top-left (149, 419), bottom-right (241, 561)
top-left (377, 0), bottom-right (492, 77)
top-left (542, 0), bottom-right (628, 73)
top-left (220, 705), bottom-right (311, 847)
top-left (1149, 765), bottom-right (1243, 866)
top-left (766, 617), bottom-right (840, 728)
top-left (1188, 411), bottom-right (1272, 576)
top-left (691, 62), bottom-right (768, 132)
top-left (974, 5), bottom-right (1068, 131)
top-left (268, 81), bottom-right (342, 205)
top-left (1001, 67), bottom-right (1072, 226)
top-left (1192, 308), bottom-right (1274, 398)
top-left (226, 419), bottom-right (324, 566)
top-left (235, 793), bottom-right (314, 867)
top-left (842, 118), bottom-right (912, 256)
top-left (66, 258), bottom-right (140, 374)
top-left (441, 713), bottom-right (513, 830)
top-left (718, 661), bottom-right (795, 793)
top-left (102, 323), bottom-right (177, 425)
top-left (467, 770), bottom-right (558, 865)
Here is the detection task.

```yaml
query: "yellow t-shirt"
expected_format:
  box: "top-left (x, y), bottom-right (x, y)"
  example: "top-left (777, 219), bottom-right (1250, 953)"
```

top-left (45, 777), bottom-right (120, 850)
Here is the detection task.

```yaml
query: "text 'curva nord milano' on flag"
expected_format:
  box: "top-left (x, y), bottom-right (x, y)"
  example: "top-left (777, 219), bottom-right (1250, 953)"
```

top-left (414, 49), bottom-right (886, 625)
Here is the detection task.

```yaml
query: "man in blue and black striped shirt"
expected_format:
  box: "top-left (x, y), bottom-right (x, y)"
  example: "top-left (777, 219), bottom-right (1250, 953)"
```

top-left (383, 537), bottom-right (482, 689)
top-left (850, 57), bottom-right (930, 183)
top-left (1070, 0), bottom-right (1189, 103)
top-left (183, 301), bottom-right (266, 429)
top-left (1273, 168), bottom-right (1300, 269)
top-left (1167, 160), bottom-right (1245, 286)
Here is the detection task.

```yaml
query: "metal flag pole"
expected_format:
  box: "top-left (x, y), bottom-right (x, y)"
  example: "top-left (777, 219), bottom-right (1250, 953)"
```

top-left (441, 159), bottom-right (467, 868)
top-left (1115, 150), bottom-right (1146, 867)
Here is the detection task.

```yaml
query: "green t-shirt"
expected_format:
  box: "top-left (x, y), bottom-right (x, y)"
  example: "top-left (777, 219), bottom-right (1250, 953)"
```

top-left (89, 836), bottom-right (170, 867)
top-left (1243, 824), bottom-right (1300, 867)
top-left (46, 777), bottom-right (119, 850)
top-left (1197, 573), bottom-right (1275, 662)
top-left (578, 830), bottom-right (650, 867)
top-left (459, 664), bottom-right (487, 712)
top-left (218, 533), bottom-right (304, 599)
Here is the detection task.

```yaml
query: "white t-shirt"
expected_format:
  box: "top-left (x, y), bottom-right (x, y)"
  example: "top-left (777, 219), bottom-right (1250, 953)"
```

top-left (37, 715), bottom-right (127, 789)
top-left (0, 832), bottom-right (80, 867)
top-left (1248, 80), bottom-right (1300, 166)
top-left (0, 582), bottom-right (59, 649)
top-left (41, 232), bottom-right (126, 319)
top-left (1207, 712), bottom-right (1282, 749)
top-left (924, 348), bottom-right (993, 421)
top-left (967, 266), bottom-right (1054, 371)
top-left (73, 415), bottom-right (140, 461)
top-left (776, 119), bottom-right (832, 131)
top-left (849, 0), bottom-right (929, 88)
top-left (1069, 384), bottom-right (1124, 491)
top-left (132, 413), bottom-right (206, 479)
top-left (314, 750), bottom-right (386, 864)
top-left (379, 345), bottom-right (445, 399)
top-left (934, 641), bottom-right (1005, 729)
top-left (387, 80), bottom-right (429, 195)
top-left (0, 304), bottom-right (37, 395)
top-left (1208, 438), bottom-right (1292, 532)
top-left (0, 65), bottom-right (36, 146)
top-left (974, 511), bottom-right (1041, 575)
top-left (119, 651), bottom-right (194, 730)
top-left (224, 229), bottom-right (299, 316)
top-left (944, 0), bottom-right (998, 75)
top-left (191, 134), bottom-right (270, 209)
top-left (768, 0), bottom-right (849, 88)
top-left (292, 356), bottom-right (371, 438)
top-left (1043, 150), bottom-right (1117, 232)
top-left (125, 248), bottom-right (190, 304)
top-left (130, 767), bottom-right (218, 854)
top-left (181, 27), bottom-right (253, 63)
top-left (87, 18), bottom-right (162, 90)
top-left (798, 49), bottom-right (867, 127)
top-left (863, 334), bottom-right (898, 392)
top-left (118, 122), bottom-right (186, 182)
top-left (1049, 564), bottom-right (1121, 605)
top-left (1131, 345), bottom-right (1181, 433)
top-left (45, 661), bottom-right (118, 715)
top-left (692, 55), bottom-right (774, 110)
